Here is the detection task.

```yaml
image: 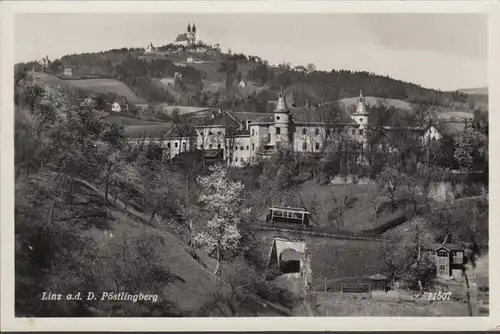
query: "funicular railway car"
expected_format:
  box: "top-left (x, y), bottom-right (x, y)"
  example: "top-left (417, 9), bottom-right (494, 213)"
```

top-left (266, 206), bottom-right (311, 228)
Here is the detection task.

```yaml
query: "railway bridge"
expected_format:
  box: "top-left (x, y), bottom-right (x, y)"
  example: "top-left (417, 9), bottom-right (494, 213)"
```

top-left (250, 223), bottom-right (396, 291)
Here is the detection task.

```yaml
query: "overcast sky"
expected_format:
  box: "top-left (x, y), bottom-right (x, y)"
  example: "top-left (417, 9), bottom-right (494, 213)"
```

top-left (15, 13), bottom-right (487, 91)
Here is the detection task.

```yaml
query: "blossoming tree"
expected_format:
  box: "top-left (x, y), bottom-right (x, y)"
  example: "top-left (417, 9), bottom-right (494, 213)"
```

top-left (193, 164), bottom-right (250, 276)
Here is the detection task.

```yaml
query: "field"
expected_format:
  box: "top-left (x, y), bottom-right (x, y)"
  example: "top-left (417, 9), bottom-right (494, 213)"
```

top-left (297, 180), bottom-right (377, 232)
top-left (37, 74), bottom-right (148, 105)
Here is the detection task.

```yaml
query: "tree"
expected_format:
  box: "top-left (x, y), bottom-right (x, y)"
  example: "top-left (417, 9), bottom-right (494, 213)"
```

top-left (453, 128), bottom-right (488, 174)
top-left (306, 63), bottom-right (316, 72)
top-left (192, 164), bottom-right (250, 276)
top-left (376, 166), bottom-right (410, 213)
top-left (383, 217), bottom-right (435, 290)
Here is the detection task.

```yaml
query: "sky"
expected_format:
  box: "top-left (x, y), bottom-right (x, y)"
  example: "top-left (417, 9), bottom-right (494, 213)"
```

top-left (14, 13), bottom-right (488, 91)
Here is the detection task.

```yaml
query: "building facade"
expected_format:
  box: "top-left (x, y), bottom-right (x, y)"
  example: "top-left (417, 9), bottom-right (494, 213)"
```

top-left (124, 89), bottom-right (469, 167)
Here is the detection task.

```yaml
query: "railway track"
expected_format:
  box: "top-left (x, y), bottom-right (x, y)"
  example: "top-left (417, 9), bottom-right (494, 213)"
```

top-left (251, 222), bottom-right (396, 243)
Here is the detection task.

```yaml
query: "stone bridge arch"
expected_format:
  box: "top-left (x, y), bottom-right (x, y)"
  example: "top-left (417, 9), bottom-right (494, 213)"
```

top-left (268, 238), bottom-right (312, 287)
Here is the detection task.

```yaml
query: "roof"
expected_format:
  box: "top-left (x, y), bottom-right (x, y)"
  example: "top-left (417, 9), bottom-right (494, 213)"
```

top-left (227, 111), bottom-right (271, 122)
top-left (369, 274), bottom-right (387, 280)
top-left (424, 243), bottom-right (464, 252)
top-left (270, 206), bottom-right (310, 214)
top-left (203, 149), bottom-right (224, 159)
top-left (122, 124), bottom-right (175, 138)
top-left (199, 111), bottom-right (240, 128)
top-left (290, 106), bottom-right (355, 124)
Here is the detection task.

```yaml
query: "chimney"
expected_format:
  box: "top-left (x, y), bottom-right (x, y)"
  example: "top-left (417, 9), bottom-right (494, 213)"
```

top-left (246, 120), bottom-right (251, 130)
top-left (239, 120), bottom-right (244, 131)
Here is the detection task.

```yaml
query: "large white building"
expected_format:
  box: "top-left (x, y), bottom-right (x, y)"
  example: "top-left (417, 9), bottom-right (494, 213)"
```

top-left (124, 89), bottom-right (468, 167)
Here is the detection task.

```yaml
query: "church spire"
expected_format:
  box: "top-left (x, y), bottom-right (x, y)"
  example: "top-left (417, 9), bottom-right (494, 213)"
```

top-left (192, 23), bottom-right (196, 33)
top-left (187, 23), bottom-right (191, 33)
top-left (355, 90), bottom-right (368, 115)
top-left (275, 87), bottom-right (289, 112)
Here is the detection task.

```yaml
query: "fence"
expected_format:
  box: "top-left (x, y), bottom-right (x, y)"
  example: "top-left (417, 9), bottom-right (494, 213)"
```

top-left (311, 277), bottom-right (381, 293)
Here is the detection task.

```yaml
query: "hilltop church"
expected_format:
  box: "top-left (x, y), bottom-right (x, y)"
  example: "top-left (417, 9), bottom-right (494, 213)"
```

top-left (174, 23), bottom-right (197, 46)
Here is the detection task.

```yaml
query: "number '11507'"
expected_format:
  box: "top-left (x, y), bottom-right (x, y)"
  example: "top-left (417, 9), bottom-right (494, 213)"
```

top-left (427, 291), bottom-right (452, 300)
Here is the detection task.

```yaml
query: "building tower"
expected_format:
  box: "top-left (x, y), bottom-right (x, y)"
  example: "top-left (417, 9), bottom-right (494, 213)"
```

top-left (273, 87), bottom-right (291, 149)
top-left (353, 90), bottom-right (369, 129)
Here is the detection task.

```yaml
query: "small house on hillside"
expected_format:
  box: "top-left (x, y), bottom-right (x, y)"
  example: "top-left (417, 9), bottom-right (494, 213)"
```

top-left (111, 102), bottom-right (121, 113)
top-left (63, 67), bottom-right (73, 77)
top-left (423, 243), bottom-right (466, 279)
top-left (186, 55), bottom-right (194, 63)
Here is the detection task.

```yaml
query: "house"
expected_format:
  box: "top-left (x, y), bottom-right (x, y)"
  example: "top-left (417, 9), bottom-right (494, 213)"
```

top-left (423, 243), bottom-right (466, 279)
top-left (186, 55), bottom-right (194, 63)
top-left (111, 102), bottom-right (121, 113)
top-left (63, 67), bottom-right (73, 77)
top-left (238, 80), bottom-right (246, 88)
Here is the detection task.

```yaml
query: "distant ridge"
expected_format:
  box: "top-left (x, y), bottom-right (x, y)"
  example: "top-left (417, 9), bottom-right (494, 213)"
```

top-left (456, 87), bottom-right (488, 96)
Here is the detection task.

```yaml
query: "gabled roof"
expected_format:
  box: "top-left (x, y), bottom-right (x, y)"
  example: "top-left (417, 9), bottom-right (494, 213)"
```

top-left (424, 243), bottom-right (464, 252)
top-left (290, 106), bottom-right (355, 124)
top-left (123, 124), bottom-right (175, 138)
top-left (199, 111), bottom-right (240, 128)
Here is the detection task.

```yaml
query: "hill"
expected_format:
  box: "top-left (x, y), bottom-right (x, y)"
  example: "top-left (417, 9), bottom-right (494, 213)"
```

top-left (36, 74), bottom-right (148, 105)
top-left (457, 87), bottom-right (488, 96)
top-left (337, 96), bottom-right (475, 121)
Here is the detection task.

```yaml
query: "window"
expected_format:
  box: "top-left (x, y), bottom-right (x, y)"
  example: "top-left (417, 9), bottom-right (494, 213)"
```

top-left (359, 117), bottom-right (363, 123)
top-left (182, 142), bottom-right (186, 150)
top-left (246, 145), bottom-right (249, 150)
top-left (437, 250), bottom-right (448, 257)
top-left (315, 142), bottom-right (320, 150)
top-left (218, 131), bottom-right (222, 136)
top-left (453, 251), bottom-right (463, 264)
top-left (240, 146), bottom-right (244, 150)
top-left (235, 157), bottom-right (238, 162)
top-left (218, 144), bottom-right (221, 149)
top-left (209, 144), bottom-right (213, 148)
top-left (167, 143), bottom-right (171, 148)
top-left (208, 131), bottom-right (213, 135)
top-left (276, 116), bottom-right (280, 120)
top-left (359, 129), bottom-right (363, 135)
top-left (175, 142), bottom-right (178, 148)
top-left (315, 128), bottom-right (320, 135)
top-left (439, 265), bottom-right (446, 270)
top-left (274, 210), bottom-right (283, 217)
top-left (252, 143), bottom-right (255, 150)
top-left (302, 142), bottom-right (307, 150)
top-left (326, 129), bottom-right (331, 136)
top-left (351, 129), bottom-right (356, 135)
top-left (235, 146), bottom-right (238, 150)
top-left (276, 127), bottom-right (281, 134)
top-left (251, 156), bottom-right (255, 161)
top-left (252, 129), bottom-right (255, 136)
top-left (302, 128), bottom-right (307, 135)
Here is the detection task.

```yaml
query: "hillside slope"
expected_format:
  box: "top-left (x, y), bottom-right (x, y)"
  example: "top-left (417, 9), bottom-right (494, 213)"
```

top-left (36, 74), bottom-right (148, 105)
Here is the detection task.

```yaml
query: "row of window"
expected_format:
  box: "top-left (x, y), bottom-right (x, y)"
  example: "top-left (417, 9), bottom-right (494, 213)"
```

top-left (301, 142), bottom-right (321, 150)
top-left (230, 156), bottom-right (255, 163)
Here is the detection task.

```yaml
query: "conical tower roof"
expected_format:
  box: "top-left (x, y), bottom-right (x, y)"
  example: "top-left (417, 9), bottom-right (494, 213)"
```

top-left (354, 90), bottom-right (368, 115)
top-left (274, 87), bottom-right (289, 113)
top-left (187, 23), bottom-right (191, 33)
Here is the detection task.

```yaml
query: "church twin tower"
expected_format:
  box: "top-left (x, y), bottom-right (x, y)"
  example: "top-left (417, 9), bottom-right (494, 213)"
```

top-left (186, 22), bottom-right (197, 46)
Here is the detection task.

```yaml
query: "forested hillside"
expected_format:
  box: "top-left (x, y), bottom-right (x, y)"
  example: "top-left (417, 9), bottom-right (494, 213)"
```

top-left (16, 44), bottom-right (487, 113)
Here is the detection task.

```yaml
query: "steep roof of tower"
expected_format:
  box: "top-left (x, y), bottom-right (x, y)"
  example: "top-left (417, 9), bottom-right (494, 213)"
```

top-left (354, 90), bottom-right (368, 115)
top-left (274, 88), bottom-right (290, 113)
